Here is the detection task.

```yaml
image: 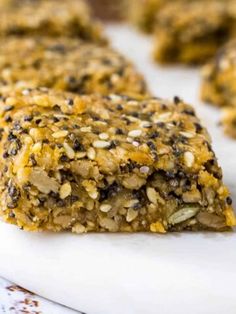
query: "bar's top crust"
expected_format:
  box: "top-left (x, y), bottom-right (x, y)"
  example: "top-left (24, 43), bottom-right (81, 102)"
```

top-left (0, 88), bottom-right (214, 176)
top-left (203, 40), bottom-right (236, 79)
top-left (156, 1), bottom-right (231, 36)
top-left (0, 37), bottom-right (147, 96)
top-left (0, 0), bottom-right (106, 43)
top-left (0, 89), bottom-right (227, 194)
top-left (201, 40), bottom-right (236, 107)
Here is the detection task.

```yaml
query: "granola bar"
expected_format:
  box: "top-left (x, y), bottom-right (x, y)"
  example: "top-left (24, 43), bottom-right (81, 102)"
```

top-left (126, 0), bottom-right (211, 33)
top-left (201, 40), bottom-right (236, 107)
top-left (0, 0), bottom-right (106, 43)
top-left (0, 88), bottom-right (234, 233)
top-left (127, 0), bottom-right (164, 33)
top-left (87, 0), bottom-right (123, 21)
top-left (153, 1), bottom-right (233, 64)
top-left (228, 0), bottom-right (236, 35)
top-left (221, 108), bottom-right (236, 139)
top-left (0, 37), bottom-right (147, 96)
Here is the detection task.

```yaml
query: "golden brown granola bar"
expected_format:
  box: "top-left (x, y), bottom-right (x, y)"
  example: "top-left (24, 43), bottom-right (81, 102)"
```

top-left (201, 40), bottom-right (236, 107)
top-left (221, 108), bottom-right (236, 139)
top-left (153, 1), bottom-right (233, 64)
top-left (0, 0), bottom-right (106, 43)
top-left (87, 0), bottom-right (124, 21)
top-left (228, 0), bottom-right (236, 34)
top-left (127, 0), bottom-right (164, 33)
top-left (0, 88), bottom-right (234, 233)
top-left (126, 0), bottom-right (212, 34)
top-left (0, 37), bottom-right (147, 96)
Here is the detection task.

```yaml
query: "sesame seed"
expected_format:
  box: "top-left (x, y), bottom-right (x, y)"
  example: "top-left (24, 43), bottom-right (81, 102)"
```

top-left (184, 151), bottom-right (195, 167)
top-left (60, 154), bottom-right (69, 162)
top-left (146, 187), bottom-right (158, 205)
top-left (52, 130), bottom-right (68, 138)
top-left (80, 127), bottom-right (91, 133)
top-left (88, 190), bottom-right (98, 200)
top-left (124, 199), bottom-right (139, 208)
top-left (140, 166), bottom-right (150, 174)
top-left (140, 121), bottom-right (152, 128)
top-left (99, 133), bottom-right (109, 140)
top-left (154, 112), bottom-right (171, 123)
top-left (22, 89), bottom-right (30, 96)
top-left (66, 98), bottom-right (74, 106)
top-left (149, 131), bottom-right (159, 139)
top-left (93, 140), bottom-right (111, 148)
top-left (24, 115), bottom-right (33, 122)
top-left (127, 100), bottom-right (138, 107)
top-left (116, 104), bottom-right (123, 110)
top-left (179, 131), bottom-right (195, 138)
top-left (109, 140), bottom-right (118, 149)
top-left (127, 115), bottom-right (139, 122)
top-left (100, 204), bottom-right (112, 213)
top-left (174, 96), bottom-right (181, 104)
top-left (226, 196), bottom-right (233, 205)
top-left (115, 128), bottom-right (124, 135)
top-left (63, 143), bottom-right (75, 159)
top-left (87, 147), bottom-right (96, 160)
top-left (132, 141), bottom-right (140, 147)
top-left (109, 94), bottom-right (122, 103)
top-left (128, 129), bottom-right (142, 138)
top-left (73, 139), bottom-right (84, 152)
top-left (126, 208), bottom-right (138, 222)
top-left (3, 151), bottom-right (9, 159)
top-left (76, 152), bottom-right (87, 159)
top-left (60, 182), bottom-right (72, 199)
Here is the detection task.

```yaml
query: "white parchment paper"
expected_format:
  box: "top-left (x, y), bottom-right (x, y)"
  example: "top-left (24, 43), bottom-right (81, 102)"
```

top-left (0, 25), bottom-right (235, 314)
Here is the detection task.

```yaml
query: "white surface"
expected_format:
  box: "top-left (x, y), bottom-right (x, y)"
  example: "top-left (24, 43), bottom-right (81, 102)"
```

top-left (0, 277), bottom-right (80, 313)
top-left (0, 24), bottom-right (235, 314)
top-left (0, 227), bottom-right (236, 314)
